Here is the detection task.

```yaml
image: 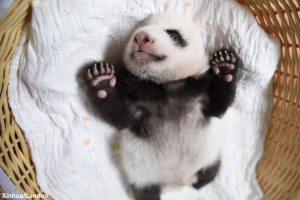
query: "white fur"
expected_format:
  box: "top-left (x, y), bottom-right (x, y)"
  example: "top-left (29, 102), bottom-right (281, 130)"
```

top-left (123, 13), bottom-right (209, 83)
top-left (120, 115), bottom-right (222, 188)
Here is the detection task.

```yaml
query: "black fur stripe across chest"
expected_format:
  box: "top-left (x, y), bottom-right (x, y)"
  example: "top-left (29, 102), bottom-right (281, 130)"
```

top-left (117, 69), bottom-right (207, 102)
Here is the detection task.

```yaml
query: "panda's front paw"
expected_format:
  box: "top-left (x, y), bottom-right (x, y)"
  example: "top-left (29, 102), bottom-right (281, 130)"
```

top-left (87, 62), bottom-right (116, 98)
top-left (210, 50), bottom-right (237, 82)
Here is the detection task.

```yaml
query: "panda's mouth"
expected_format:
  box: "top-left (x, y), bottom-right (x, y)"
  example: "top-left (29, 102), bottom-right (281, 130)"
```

top-left (135, 50), bottom-right (166, 61)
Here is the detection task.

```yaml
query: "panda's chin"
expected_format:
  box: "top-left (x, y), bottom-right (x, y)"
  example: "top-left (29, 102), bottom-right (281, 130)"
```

top-left (128, 64), bottom-right (176, 84)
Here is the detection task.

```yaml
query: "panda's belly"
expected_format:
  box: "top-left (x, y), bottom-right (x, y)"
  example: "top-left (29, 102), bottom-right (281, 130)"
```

top-left (120, 105), bottom-right (222, 187)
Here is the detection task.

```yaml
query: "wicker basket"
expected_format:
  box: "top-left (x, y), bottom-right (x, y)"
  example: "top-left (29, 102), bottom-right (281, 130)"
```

top-left (0, 0), bottom-right (299, 199)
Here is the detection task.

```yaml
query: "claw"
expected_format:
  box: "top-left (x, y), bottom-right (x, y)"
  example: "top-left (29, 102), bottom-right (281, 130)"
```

top-left (100, 63), bottom-right (105, 74)
top-left (105, 65), bottom-right (111, 74)
top-left (219, 51), bottom-right (224, 62)
top-left (230, 53), bottom-right (236, 63)
top-left (93, 63), bottom-right (99, 76)
top-left (87, 69), bottom-right (93, 80)
top-left (213, 53), bottom-right (220, 62)
top-left (110, 65), bottom-right (115, 75)
top-left (224, 50), bottom-right (230, 61)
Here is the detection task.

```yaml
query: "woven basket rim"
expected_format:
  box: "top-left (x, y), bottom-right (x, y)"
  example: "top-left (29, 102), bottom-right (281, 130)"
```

top-left (0, 0), bottom-right (299, 200)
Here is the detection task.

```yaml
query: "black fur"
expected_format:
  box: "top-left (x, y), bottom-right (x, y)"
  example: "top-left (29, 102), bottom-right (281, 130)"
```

top-left (131, 184), bottom-right (161, 200)
top-left (203, 48), bottom-right (241, 117)
top-left (192, 160), bottom-right (221, 189)
top-left (165, 29), bottom-right (188, 48)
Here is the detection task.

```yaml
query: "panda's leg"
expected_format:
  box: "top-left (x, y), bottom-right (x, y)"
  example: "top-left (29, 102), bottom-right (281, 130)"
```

top-left (203, 49), bottom-right (239, 117)
top-left (131, 184), bottom-right (161, 200)
top-left (192, 160), bottom-right (221, 189)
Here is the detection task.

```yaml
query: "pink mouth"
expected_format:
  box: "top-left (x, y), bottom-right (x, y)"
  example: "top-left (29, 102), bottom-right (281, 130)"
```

top-left (136, 50), bottom-right (150, 59)
top-left (132, 49), bottom-right (166, 62)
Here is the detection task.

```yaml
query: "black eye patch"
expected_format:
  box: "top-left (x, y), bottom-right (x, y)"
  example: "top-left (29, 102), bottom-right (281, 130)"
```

top-left (165, 29), bottom-right (188, 48)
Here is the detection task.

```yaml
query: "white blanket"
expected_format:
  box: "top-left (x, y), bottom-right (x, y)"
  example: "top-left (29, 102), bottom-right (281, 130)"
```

top-left (8, 0), bottom-right (280, 199)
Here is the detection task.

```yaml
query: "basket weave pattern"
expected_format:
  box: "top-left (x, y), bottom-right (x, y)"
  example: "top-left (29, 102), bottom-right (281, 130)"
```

top-left (0, 0), bottom-right (53, 199)
top-left (237, 0), bottom-right (300, 199)
top-left (0, 0), bottom-right (299, 199)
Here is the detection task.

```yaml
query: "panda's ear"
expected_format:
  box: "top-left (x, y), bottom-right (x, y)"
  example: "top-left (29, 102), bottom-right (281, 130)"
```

top-left (164, 29), bottom-right (188, 48)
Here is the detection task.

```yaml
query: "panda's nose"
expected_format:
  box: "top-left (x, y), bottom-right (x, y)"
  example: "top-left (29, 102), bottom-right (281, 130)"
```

top-left (134, 34), bottom-right (151, 45)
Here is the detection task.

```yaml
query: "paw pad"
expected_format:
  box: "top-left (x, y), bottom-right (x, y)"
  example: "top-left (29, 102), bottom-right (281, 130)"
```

top-left (210, 50), bottom-right (236, 82)
top-left (87, 62), bottom-right (116, 98)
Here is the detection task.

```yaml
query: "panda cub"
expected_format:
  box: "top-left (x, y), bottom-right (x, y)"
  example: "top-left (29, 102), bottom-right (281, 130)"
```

top-left (81, 13), bottom-right (239, 200)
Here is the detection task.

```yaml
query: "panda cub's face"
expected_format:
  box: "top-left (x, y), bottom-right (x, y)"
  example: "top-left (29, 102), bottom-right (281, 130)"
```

top-left (123, 13), bottom-right (209, 84)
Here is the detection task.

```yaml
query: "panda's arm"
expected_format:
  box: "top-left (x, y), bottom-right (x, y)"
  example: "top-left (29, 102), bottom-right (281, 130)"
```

top-left (202, 49), bottom-right (239, 118)
top-left (79, 62), bottom-right (134, 130)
